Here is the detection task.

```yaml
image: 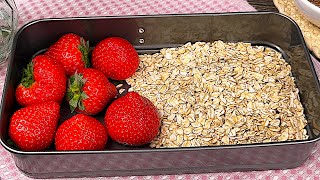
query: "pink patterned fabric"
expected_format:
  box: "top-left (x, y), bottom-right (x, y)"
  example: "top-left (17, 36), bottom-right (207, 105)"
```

top-left (0, 0), bottom-right (319, 179)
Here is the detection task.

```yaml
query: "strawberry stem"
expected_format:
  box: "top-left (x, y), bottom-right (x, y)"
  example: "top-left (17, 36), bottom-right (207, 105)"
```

top-left (21, 62), bottom-right (35, 88)
top-left (79, 38), bottom-right (90, 68)
top-left (67, 72), bottom-right (88, 112)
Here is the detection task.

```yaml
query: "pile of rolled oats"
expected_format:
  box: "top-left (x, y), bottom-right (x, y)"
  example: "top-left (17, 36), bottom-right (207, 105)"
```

top-left (126, 41), bottom-right (309, 148)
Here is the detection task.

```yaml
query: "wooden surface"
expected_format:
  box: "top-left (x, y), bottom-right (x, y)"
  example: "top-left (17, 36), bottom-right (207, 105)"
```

top-left (247, 0), bottom-right (278, 11)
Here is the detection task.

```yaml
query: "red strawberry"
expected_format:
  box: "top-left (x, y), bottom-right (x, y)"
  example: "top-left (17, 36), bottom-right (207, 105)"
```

top-left (67, 68), bottom-right (117, 115)
top-left (9, 101), bottom-right (60, 151)
top-left (92, 37), bottom-right (139, 80)
top-left (45, 33), bottom-right (90, 76)
top-left (15, 55), bottom-right (67, 107)
top-left (105, 92), bottom-right (160, 146)
top-left (55, 114), bottom-right (107, 151)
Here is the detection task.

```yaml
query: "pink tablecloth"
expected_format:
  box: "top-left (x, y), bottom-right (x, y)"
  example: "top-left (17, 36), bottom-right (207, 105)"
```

top-left (1, 0), bottom-right (320, 179)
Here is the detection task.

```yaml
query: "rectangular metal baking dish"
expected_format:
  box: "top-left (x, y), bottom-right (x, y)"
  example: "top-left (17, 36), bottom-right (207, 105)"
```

top-left (1, 12), bottom-right (320, 179)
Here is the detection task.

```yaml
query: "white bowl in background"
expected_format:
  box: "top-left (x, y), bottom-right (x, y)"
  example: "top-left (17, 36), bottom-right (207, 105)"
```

top-left (295, 0), bottom-right (320, 27)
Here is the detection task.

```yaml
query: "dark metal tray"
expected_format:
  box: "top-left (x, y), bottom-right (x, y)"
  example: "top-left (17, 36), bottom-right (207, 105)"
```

top-left (1, 12), bottom-right (320, 178)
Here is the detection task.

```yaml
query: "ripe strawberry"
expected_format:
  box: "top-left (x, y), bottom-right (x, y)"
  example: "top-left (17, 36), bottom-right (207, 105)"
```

top-left (105, 92), bottom-right (160, 146)
top-left (45, 33), bottom-right (90, 76)
top-left (15, 55), bottom-right (67, 107)
top-left (55, 114), bottom-right (107, 151)
top-left (67, 68), bottom-right (117, 115)
top-left (9, 101), bottom-right (60, 151)
top-left (92, 37), bottom-right (139, 80)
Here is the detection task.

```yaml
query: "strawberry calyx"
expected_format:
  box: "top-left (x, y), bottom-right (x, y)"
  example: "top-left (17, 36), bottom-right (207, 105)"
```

top-left (78, 38), bottom-right (90, 68)
top-left (67, 72), bottom-right (88, 112)
top-left (21, 62), bottom-right (35, 88)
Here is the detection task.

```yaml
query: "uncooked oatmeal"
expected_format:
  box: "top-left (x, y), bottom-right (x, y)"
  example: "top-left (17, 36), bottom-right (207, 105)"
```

top-left (127, 41), bottom-right (309, 148)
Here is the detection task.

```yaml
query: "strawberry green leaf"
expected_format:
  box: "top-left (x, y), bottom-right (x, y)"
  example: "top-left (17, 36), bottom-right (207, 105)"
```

top-left (67, 72), bottom-right (88, 113)
top-left (78, 100), bottom-right (85, 111)
top-left (79, 38), bottom-right (90, 68)
top-left (81, 91), bottom-right (89, 99)
top-left (21, 62), bottom-right (35, 88)
top-left (68, 97), bottom-right (78, 112)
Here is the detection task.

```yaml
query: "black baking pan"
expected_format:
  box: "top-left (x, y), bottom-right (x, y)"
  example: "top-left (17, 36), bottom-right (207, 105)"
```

top-left (1, 12), bottom-right (320, 178)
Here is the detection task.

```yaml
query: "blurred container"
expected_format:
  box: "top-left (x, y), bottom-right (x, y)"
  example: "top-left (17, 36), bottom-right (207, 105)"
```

top-left (0, 0), bottom-right (18, 63)
top-left (295, 0), bottom-right (320, 27)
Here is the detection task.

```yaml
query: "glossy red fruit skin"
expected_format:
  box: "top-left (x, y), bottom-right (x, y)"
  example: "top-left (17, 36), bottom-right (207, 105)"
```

top-left (67, 68), bottom-right (117, 115)
top-left (55, 114), bottom-right (108, 151)
top-left (9, 101), bottom-right (60, 151)
top-left (105, 92), bottom-right (160, 146)
top-left (92, 37), bottom-right (139, 80)
top-left (15, 55), bottom-right (67, 107)
top-left (45, 33), bottom-right (89, 76)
